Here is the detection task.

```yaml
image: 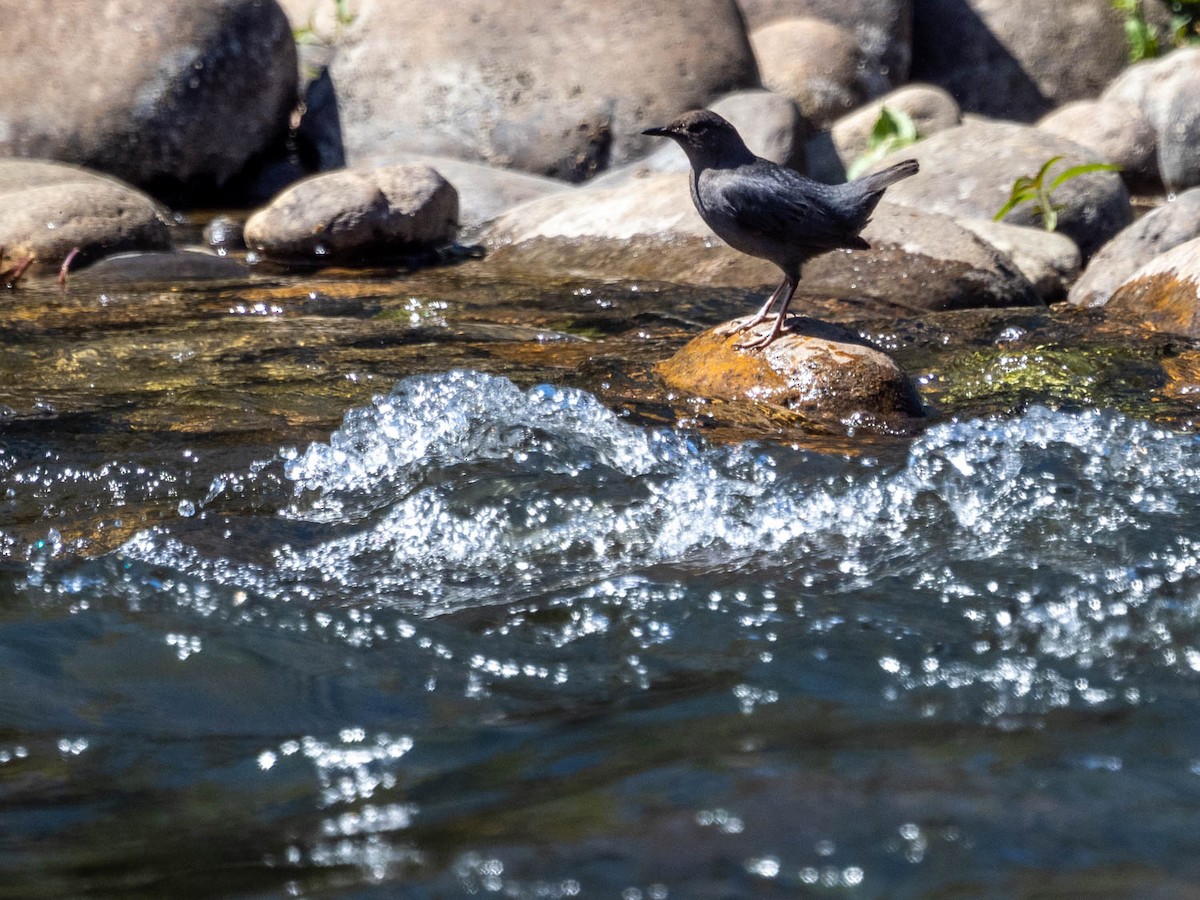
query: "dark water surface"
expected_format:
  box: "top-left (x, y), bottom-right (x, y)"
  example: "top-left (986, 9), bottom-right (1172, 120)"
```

top-left (4, 267), bottom-right (1200, 897)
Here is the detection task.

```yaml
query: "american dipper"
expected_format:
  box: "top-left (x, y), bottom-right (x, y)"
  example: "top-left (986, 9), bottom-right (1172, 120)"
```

top-left (643, 110), bottom-right (918, 349)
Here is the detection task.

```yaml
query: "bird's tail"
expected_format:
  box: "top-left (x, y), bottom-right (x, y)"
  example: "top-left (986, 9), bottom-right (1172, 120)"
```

top-left (855, 159), bottom-right (919, 193)
top-left (841, 159), bottom-right (919, 231)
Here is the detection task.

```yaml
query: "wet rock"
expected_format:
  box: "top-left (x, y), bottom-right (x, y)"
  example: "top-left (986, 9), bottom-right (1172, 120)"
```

top-left (1037, 99), bottom-right (1159, 192)
top-left (1069, 188), bottom-right (1200, 309)
top-left (1103, 48), bottom-right (1200, 192)
top-left (0, 0), bottom-right (297, 205)
top-left (71, 250), bottom-right (250, 284)
top-left (329, 0), bottom-right (757, 181)
top-left (911, 0), bottom-right (1128, 122)
top-left (203, 216), bottom-right (247, 254)
top-left (750, 18), bottom-right (868, 129)
top-left (957, 219), bottom-right (1081, 302)
top-left (806, 83), bottom-right (960, 183)
top-left (1106, 237), bottom-right (1200, 337)
top-left (0, 160), bottom-right (171, 275)
top-left (482, 172), bottom-right (1041, 313)
top-left (656, 316), bottom-right (925, 421)
top-left (737, 0), bottom-right (912, 93)
top-left (244, 165), bottom-right (458, 265)
top-left (880, 118), bottom-right (1131, 258)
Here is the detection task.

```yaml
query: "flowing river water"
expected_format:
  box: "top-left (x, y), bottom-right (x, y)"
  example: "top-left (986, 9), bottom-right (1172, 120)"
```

top-left (4, 257), bottom-right (1200, 897)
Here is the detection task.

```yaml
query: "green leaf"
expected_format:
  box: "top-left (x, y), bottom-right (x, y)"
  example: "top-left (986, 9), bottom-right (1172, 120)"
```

top-left (1035, 156), bottom-right (1065, 184)
top-left (994, 194), bottom-right (1026, 222)
top-left (1048, 161), bottom-right (1122, 190)
top-left (846, 106), bottom-right (920, 180)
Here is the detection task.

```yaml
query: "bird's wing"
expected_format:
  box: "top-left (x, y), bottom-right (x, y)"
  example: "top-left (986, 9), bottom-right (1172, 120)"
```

top-left (706, 164), bottom-right (867, 250)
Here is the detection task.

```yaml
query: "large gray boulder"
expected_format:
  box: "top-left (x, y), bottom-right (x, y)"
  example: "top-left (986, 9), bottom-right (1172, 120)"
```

top-left (329, 0), bottom-right (758, 182)
top-left (0, 0), bottom-right (298, 205)
top-left (1069, 188), bottom-right (1200, 308)
top-left (910, 0), bottom-right (1128, 122)
top-left (482, 171), bottom-right (1041, 313)
top-left (879, 118), bottom-right (1131, 258)
top-left (737, 0), bottom-right (913, 93)
top-left (0, 160), bottom-right (171, 275)
top-left (1103, 48), bottom-right (1200, 192)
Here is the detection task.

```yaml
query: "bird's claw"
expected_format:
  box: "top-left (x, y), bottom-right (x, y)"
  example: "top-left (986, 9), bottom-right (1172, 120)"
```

top-left (734, 335), bottom-right (771, 351)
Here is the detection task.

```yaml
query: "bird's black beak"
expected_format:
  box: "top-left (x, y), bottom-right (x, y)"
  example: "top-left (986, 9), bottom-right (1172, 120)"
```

top-left (642, 126), bottom-right (671, 137)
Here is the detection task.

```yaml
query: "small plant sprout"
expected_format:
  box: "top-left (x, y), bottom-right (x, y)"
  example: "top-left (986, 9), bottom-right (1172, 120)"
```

top-left (847, 106), bottom-right (919, 181)
top-left (993, 156), bottom-right (1121, 232)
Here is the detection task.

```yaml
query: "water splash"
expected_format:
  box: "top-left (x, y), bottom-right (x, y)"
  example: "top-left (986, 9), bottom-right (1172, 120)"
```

top-left (12, 373), bottom-right (1200, 725)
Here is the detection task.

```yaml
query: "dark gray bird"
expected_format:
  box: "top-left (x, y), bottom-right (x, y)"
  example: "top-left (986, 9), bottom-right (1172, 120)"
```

top-left (643, 109), bottom-right (918, 349)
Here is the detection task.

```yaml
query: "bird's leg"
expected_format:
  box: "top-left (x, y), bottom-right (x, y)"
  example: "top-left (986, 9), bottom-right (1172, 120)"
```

top-left (736, 275), bottom-right (798, 350)
top-left (732, 277), bottom-right (788, 334)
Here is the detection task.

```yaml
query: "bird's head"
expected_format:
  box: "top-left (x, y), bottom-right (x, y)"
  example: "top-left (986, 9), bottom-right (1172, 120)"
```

top-left (642, 109), bottom-right (755, 170)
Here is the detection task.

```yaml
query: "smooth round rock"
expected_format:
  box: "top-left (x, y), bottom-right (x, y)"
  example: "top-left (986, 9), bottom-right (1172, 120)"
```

top-left (807, 83), bottom-right (961, 182)
top-left (738, 0), bottom-right (912, 93)
top-left (751, 18), bottom-right (867, 128)
top-left (244, 165), bottom-right (458, 265)
top-left (356, 152), bottom-right (570, 230)
top-left (1038, 99), bottom-right (1159, 191)
top-left (0, 160), bottom-right (171, 275)
top-left (957, 218), bottom-right (1081, 302)
top-left (1104, 48), bottom-right (1200, 192)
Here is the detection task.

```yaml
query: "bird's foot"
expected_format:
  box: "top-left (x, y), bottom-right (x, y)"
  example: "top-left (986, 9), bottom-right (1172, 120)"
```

top-left (734, 314), bottom-right (788, 350)
top-left (730, 314), bottom-right (768, 335)
top-left (734, 333), bottom-right (776, 351)
top-left (735, 328), bottom-right (783, 351)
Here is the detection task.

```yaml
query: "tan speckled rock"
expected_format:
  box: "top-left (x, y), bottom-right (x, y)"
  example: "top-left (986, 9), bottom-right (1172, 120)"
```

top-left (329, 0), bottom-right (757, 181)
top-left (0, 160), bottom-right (170, 275)
top-left (750, 19), bottom-right (867, 128)
top-left (245, 165), bottom-right (458, 265)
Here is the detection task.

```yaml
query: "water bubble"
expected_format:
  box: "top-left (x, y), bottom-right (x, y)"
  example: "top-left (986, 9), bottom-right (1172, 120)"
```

top-left (745, 856), bottom-right (780, 878)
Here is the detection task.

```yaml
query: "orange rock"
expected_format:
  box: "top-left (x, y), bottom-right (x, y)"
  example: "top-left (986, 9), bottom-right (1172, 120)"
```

top-left (1108, 237), bottom-right (1200, 337)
